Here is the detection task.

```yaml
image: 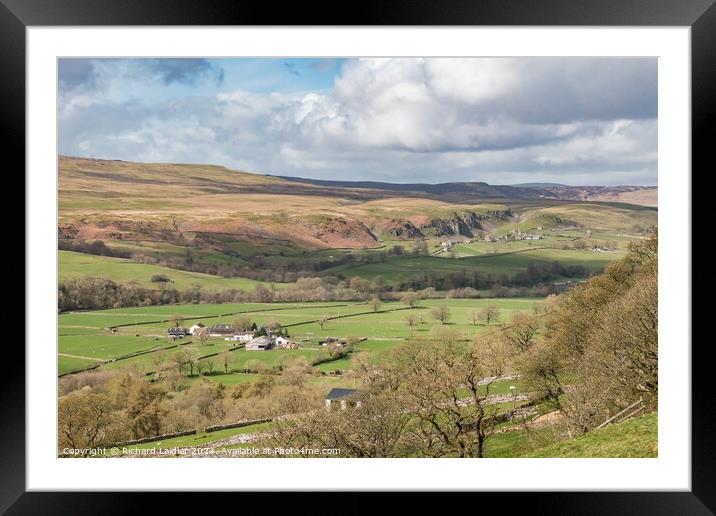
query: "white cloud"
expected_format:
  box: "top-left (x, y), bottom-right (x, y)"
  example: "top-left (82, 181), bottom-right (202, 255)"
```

top-left (58, 57), bottom-right (657, 185)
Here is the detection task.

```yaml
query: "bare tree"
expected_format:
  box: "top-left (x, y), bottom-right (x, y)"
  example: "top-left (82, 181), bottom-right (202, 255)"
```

top-left (171, 350), bottom-right (190, 376)
top-left (196, 327), bottom-right (211, 346)
top-left (233, 316), bottom-right (253, 331)
top-left (405, 314), bottom-right (421, 335)
top-left (58, 391), bottom-right (116, 454)
top-left (369, 297), bottom-right (382, 313)
top-left (151, 351), bottom-right (167, 379)
top-left (266, 320), bottom-right (282, 332)
top-left (195, 359), bottom-right (206, 377)
top-left (390, 332), bottom-right (510, 457)
top-left (272, 390), bottom-right (412, 458)
top-left (317, 315), bottom-right (331, 330)
top-left (169, 313), bottom-right (184, 328)
top-left (480, 305), bottom-right (501, 325)
top-left (221, 352), bottom-right (233, 374)
top-left (400, 291), bottom-right (419, 309)
top-left (430, 305), bottom-right (451, 325)
top-left (503, 313), bottom-right (540, 353)
top-left (186, 350), bottom-right (199, 376)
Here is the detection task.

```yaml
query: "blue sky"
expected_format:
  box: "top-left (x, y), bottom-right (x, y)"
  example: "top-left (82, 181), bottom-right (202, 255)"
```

top-left (58, 57), bottom-right (657, 186)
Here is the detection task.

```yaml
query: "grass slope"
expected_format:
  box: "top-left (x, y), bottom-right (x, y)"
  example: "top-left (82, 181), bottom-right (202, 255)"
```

top-left (527, 412), bottom-right (658, 458)
top-left (59, 251), bottom-right (282, 291)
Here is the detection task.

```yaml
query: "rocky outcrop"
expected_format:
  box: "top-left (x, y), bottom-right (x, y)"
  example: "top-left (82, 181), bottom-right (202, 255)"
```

top-left (419, 211), bottom-right (498, 237)
top-left (58, 224), bottom-right (80, 240)
top-left (378, 210), bottom-right (515, 239)
top-left (384, 219), bottom-right (424, 239)
top-left (310, 217), bottom-right (379, 248)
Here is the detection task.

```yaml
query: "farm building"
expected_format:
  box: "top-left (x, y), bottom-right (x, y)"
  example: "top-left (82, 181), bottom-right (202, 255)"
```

top-left (189, 323), bottom-right (205, 335)
top-left (319, 337), bottom-right (346, 347)
top-left (225, 331), bottom-right (255, 342)
top-left (275, 336), bottom-right (298, 349)
top-left (208, 324), bottom-right (236, 337)
top-left (324, 388), bottom-right (361, 410)
top-left (167, 327), bottom-right (188, 339)
top-left (245, 336), bottom-right (274, 351)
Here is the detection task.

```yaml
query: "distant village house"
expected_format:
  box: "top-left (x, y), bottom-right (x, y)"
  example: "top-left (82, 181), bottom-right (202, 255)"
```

top-left (167, 327), bottom-right (188, 339)
top-left (225, 331), bottom-right (255, 342)
top-left (324, 388), bottom-right (361, 410)
top-left (208, 324), bottom-right (236, 337)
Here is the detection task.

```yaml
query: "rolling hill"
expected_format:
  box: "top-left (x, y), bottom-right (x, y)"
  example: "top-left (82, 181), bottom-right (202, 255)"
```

top-left (275, 175), bottom-right (658, 206)
top-left (58, 156), bottom-right (657, 287)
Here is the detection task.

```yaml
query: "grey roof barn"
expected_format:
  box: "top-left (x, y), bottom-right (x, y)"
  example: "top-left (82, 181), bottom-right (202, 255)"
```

top-left (324, 388), bottom-right (361, 410)
top-left (324, 388), bottom-right (357, 400)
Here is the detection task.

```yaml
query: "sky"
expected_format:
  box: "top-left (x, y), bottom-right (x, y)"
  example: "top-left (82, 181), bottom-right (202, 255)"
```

top-left (58, 57), bottom-right (657, 186)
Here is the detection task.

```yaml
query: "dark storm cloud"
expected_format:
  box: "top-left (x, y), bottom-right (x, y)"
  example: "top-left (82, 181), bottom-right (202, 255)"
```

top-left (485, 58), bottom-right (657, 124)
top-left (58, 58), bottom-right (224, 93)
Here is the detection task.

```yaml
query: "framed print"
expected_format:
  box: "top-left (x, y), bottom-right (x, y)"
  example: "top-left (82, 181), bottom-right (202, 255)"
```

top-left (5, 0), bottom-right (709, 511)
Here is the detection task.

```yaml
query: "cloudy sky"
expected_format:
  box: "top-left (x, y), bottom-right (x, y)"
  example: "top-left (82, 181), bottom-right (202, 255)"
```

top-left (58, 57), bottom-right (657, 186)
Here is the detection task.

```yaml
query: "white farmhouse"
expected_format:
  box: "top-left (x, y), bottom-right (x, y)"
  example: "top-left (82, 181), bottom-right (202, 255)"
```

top-left (275, 336), bottom-right (298, 348)
top-left (189, 323), bottom-right (205, 335)
top-left (225, 331), bottom-right (255, 342)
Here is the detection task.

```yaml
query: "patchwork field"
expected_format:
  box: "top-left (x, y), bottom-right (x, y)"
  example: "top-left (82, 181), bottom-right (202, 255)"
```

top-left (58, 297), bottom-right (543, 377)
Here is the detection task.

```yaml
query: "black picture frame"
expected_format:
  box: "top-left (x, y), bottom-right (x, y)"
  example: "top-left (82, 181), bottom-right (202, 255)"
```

top-left (4, 0), bottom-right (707, 512)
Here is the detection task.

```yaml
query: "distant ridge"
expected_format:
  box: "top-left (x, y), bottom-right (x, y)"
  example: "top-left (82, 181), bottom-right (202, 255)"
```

top-left (59, 156), bottom-right (656, 208)
top-left (511, 182), bottom-right (569, 188)
top-left (273, 175), bottom-right (657, 207)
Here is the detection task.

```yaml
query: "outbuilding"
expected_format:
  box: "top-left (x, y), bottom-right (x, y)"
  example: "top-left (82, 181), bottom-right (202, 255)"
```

top-left (168, 327), bottom-right (188, 339)
top-left (245, 336), bottom-right (274, 351)
top-left (208, 324), bottom-right (236, 337)
top-left (324, 388), bottom-right (361, 410)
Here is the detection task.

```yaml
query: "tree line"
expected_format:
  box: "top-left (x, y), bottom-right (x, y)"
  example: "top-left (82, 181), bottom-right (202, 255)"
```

top-left (58, 266), bottom-right (574, 312)
top-left (394, 261), bottom-right (588, 292)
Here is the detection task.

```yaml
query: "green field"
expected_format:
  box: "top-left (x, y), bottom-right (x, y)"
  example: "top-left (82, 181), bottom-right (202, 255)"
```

top-left (58, 301), bottom-right (345, 332)
top-left (58, 298), bottom-right (543, 377)
top-left (322, 248), bottom-right (619, 282)
top-left (59, 334), bottom-right (175, 360)
top-left (59, 251), bottom-right (284, 291)
top-left (58, 355), bottom-right (102, 376)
